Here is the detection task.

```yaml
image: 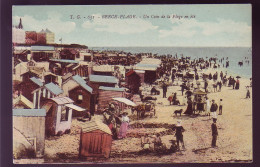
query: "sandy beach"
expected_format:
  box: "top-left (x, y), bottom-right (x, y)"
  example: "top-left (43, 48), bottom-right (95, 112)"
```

top-left (41, 67), bottom-right (252, 164)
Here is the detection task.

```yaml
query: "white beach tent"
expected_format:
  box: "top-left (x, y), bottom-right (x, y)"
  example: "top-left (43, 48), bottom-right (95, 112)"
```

top-left (112, 97), bottom-right (137, 107)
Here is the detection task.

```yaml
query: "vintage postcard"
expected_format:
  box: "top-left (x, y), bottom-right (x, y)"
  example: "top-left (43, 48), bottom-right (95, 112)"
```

top-left (12, 5), bottom-right (252, 164)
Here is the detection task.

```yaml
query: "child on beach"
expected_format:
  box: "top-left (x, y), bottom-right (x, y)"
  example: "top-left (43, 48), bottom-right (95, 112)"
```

top-left (219, 99), bottom-right (223, 115)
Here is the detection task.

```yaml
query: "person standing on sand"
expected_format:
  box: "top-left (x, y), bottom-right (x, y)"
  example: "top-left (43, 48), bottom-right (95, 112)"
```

top-left (246, 86), bottom-right (250, 98)
top-left (174, 120), bottom-right (185, 151)
top-left (205, 97), bottom-right (211, 118)
top-left (235, 79), bottom-right (240, 90)
top-left (210, 99), bottom-right (218, 118)
top-left (232, 78), bottom-right (236, 89)
top-left (162, 82), bottom-right (168, 98)
top-left (118, 112), bottom-right (130, 139)
top-left (219, 99), bottom-right (223, 115)
top-left (211, 118), bottom-right (218, 147)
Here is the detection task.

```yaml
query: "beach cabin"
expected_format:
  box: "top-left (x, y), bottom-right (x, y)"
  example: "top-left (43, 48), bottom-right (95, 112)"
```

top-left (16, 77), bottom-right (43, 102)
top-left (60, 48), bottom-right (78, 60)
top-left (79, 120), bottom-right (112, 159)
top-left (42, 97), bottom-right (85, 136)
top-left (13, 62), bottom-right (28, 81)
top-left (49, 59), bottom-right (79, 76)
top-left (92, 65), bottom-right (114, 76)
top-left (125, 70), bottom-right (141, 94)
top-left (31, 45), bottom-right (55, 62)
top-left (98, 86), bottom-right (125, 111)
top-left (13, 109), bottom-right (46, 158)
top-left (88, 75), bottom-right (118, 93)
top-left (44, 72), bottom-right (58, 84)
top-left (78, 52), bottom-right (92, 62)
top-left (32, 82), bottom-right (63, 109)
top-left (67, 75), bottom-right (96, 116)
top-left (135, 64), bottom-right (158, 84)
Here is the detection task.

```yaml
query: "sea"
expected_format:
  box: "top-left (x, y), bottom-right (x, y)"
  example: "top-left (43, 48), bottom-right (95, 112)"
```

top-left (91, 47), bottom-right (252, 79)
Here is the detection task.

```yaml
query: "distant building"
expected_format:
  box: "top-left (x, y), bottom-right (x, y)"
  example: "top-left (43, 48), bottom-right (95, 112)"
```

top-left (12, 18), bottom-right (25, 44)
top-left (25, 31), bottom-right (37, 44)
top-left (45, 28), bottom-right (55, 44)
top-left (39, 28), bottom-right (55, 44)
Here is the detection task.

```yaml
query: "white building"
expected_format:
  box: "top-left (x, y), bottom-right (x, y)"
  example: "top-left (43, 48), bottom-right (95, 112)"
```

top-left (12, 18), bottom-right (25, 44)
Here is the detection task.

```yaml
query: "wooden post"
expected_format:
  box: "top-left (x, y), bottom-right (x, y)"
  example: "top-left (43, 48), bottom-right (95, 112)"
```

top-left (33, 92), bottom-right (37, 108)
top-left (37, 89), bottom-right (41, 109)
top-left (55, 105), bottom-right (61, 134)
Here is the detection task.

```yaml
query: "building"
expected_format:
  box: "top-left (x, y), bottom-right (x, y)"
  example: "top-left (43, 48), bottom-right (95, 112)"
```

top-left (25, 31), bottom-right (37, 44)
top-left (88, 75), bottom-right (118, 93)
top-left (12, 18), bottom-right (25, 44)
top-left (32, 82), bottom-right (63, 109)
top-left (98, 86), bottom-right (126, 111)
top-left (125, 70), bottom-right (141, 94)
top-left (62, 75), bottom-right (95, 116)
top-left (16, 77), bottom-right (43, 102)
top-left (13, 62), bottom-right (28, 81)
top-left (13, 109), bottom-right (46, 158)
top-left (92, 65), bottom-right (114, 76)
top-left (45, 28), bottom-right (55, 44)
top-left (31, 45), bottom-right (55, 62)
top-left (41, 96), bottom-right (85, 136)
top-left (79, 120), bottom-right (112, 158)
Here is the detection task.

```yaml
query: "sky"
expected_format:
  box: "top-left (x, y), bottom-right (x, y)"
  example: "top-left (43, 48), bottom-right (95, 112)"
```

top-left (12, 5), bottom-right (252, 47)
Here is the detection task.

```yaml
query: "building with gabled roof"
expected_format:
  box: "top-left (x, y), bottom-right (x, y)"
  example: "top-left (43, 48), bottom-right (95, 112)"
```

top-left (62, 75), bottom-right (95, 116)
top-left (79, 120), bottom-right (112, 158)
top-left (41, 96), bottom-right (85, 136)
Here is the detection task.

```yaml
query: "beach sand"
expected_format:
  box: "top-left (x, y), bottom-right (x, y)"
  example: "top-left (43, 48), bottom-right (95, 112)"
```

top-left (43, 67), bottom-right (252, 163)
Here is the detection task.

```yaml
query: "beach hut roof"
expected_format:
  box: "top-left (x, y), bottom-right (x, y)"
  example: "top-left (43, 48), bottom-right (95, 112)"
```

top-left (50, 96), bottom-right (74, 105)
top-left (13, 109), bottom-right (46, 117)
top-left (31, 46), bottom-right (54, 51)
top-left (89, 75), bottom-right (118, 84)
top-left (99, 86), bottom-right (125, 92)
top-left (49, 59), bottom-right (79, 64)
top-left (93, 65), bottom-right (113, 72)
top-left (135, 63), bottom-right (158, 71)
top-left (44, 82), bottom-right (63, 95)
top-left (125, 70), bottom-right (136, 77)
top-left (13, 95), bottom-right (34, 109)
top-left (72, 75), bottom-right (93, 93)
top-left (81, 120), bottom-right (112, 135)
top-left (30, 77), bottom-right (43, 87)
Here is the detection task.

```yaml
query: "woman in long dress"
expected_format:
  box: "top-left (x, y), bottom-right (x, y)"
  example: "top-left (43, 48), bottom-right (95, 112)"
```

top-left (184, 97), bottom-right (193, 115)
top-left (118, 112), bottom-right (130, 139)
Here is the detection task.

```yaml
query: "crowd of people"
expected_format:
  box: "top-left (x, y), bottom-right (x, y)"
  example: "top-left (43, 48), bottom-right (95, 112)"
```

top-left (96, 52), bottom-right (251, 154)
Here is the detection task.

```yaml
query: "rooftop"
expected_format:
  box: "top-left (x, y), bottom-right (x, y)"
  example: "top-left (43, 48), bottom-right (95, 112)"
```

top-left (45, 82), bottom-right (63, 95)
top-left (13, 109), bottom-right (46, 117)
top-left (49, 59), bottom-right (79, 64)
top-left (99, 86), bottom-right (125, 92)
top-left (81, 120), bottom-right (112, 135)
top-left (31, 45), bottom-right (55, 51)
top-left (72, 75), bottom-right (93, 93)
top-left (30, 77), bottom-right (43, 87)
top-left (50, 96), bottom-right (74, 105)
top-left (89, 75), bottom-right (118, 84)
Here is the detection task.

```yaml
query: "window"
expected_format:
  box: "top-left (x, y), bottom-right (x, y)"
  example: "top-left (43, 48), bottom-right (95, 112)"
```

top-left (60, 106), bottom-right (69, 122)
top-left (77, 94), bottom-right (83, 104)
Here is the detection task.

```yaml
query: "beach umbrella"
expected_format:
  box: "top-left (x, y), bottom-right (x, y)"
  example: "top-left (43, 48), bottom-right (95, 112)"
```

top-left (236, 76), bottom-right (241, 78)
top-left (112, 97), bottom-right (137, 107)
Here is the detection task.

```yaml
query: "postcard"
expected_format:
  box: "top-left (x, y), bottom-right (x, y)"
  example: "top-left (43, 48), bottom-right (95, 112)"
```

top-left (12, 4), bottom-right (252, 164)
